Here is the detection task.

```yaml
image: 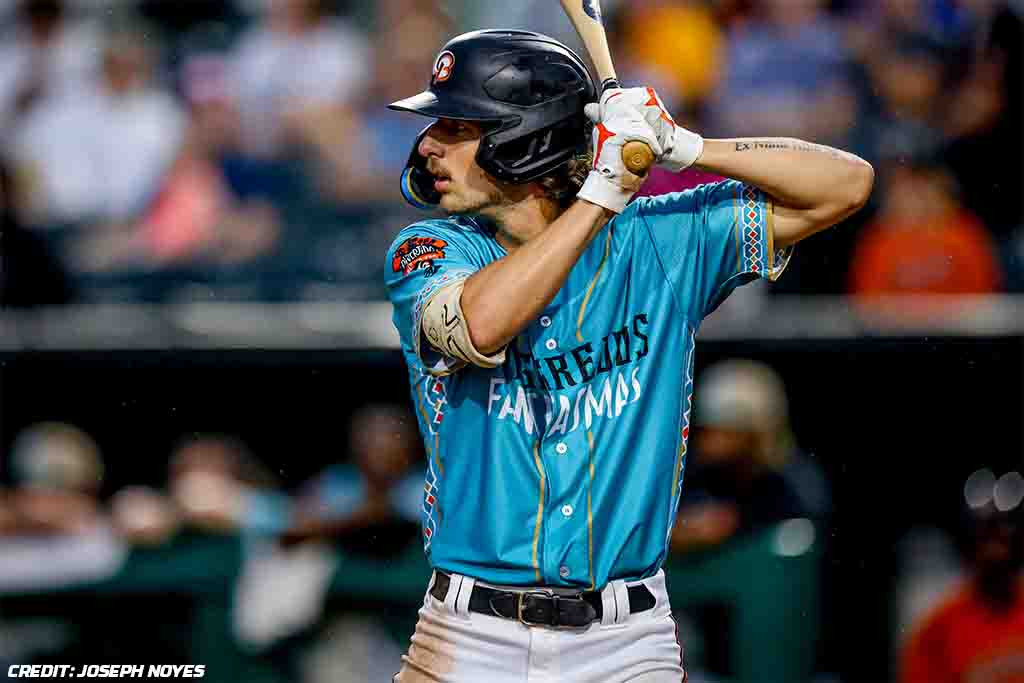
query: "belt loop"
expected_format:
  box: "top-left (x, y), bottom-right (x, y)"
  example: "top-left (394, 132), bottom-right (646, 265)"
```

top-left (455, 575), bottom-right (475, 617)
top-left (612, 580), bottom-right (631, 625)
top-left (645, 569), bottom-right (665, 610)
top-left (599, 581), bottom-right (617, 626)
top-left (443, 573), bottom-right (463, 615)
top-left (425, 570), bottom-right (438, 608)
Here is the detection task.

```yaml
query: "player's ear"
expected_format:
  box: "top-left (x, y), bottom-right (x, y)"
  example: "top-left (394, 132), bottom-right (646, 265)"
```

top-left (401, 125), bottom-right (443, 210)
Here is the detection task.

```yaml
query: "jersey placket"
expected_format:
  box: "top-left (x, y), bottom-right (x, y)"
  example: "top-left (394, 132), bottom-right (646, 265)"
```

top-left (533, 305), bottom-right (589, 587)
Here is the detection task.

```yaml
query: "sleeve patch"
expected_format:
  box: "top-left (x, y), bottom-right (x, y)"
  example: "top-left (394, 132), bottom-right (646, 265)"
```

top-left (392, 237), bottom-right (448, 275)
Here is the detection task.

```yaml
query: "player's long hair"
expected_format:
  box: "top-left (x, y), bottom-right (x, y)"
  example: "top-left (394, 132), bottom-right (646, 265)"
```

top-left (538, 149), bottom-right (593, 211)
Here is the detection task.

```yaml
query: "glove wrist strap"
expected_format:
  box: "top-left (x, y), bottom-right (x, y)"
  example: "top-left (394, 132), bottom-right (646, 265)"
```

top-left (664, 128), bottom-right (704, 173)
top-left (577, 171), bottom-right (635, 214)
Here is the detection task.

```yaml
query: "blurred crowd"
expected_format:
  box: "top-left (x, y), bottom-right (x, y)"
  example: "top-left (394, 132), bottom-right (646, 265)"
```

top-left (0, 403), bottom-right (427, 679)
top-left (897, 468), bottom-right (1024, 683)
top-left (1, 0), bottom-right (1022, 307)
top-left (0, 405), bottom-right (423, 553)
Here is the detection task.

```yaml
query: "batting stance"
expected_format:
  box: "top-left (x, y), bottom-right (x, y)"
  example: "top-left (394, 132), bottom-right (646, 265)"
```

top-left (385, 30), bottom-right (872, 683)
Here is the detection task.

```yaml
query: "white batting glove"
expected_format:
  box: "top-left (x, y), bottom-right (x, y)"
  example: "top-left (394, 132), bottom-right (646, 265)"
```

top-left (584, 87), bottom-right (704, 173)
top-left (577, 107), bottom-right (663, 213)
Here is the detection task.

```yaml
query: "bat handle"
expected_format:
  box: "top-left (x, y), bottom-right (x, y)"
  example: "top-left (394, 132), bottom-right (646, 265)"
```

top-left (601, 79), bottom-right (656, 176)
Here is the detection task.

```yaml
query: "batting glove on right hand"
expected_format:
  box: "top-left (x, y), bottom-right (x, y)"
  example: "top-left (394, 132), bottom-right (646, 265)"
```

top-left (577, 107), bottom-right (663, 214)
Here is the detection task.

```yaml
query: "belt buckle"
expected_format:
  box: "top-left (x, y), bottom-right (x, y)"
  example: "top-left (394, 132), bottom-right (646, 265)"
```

top-left (517, 591), bottom-right (559, 627)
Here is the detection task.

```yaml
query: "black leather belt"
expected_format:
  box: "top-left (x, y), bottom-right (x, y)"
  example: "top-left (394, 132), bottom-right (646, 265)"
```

top-left (430, 571), bottom-right (656, 628)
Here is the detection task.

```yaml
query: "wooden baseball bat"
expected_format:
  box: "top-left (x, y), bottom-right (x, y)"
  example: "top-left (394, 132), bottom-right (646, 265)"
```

top-left (559, 0), bottom-right (656, 175)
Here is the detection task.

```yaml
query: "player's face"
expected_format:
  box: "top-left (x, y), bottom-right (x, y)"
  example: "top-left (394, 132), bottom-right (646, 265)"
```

top-left (419, 119), bottom-right (516, 215)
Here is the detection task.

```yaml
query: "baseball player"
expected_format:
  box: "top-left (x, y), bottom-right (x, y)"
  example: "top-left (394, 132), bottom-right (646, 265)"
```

top-left (384, 29), bottom-right (872, 683)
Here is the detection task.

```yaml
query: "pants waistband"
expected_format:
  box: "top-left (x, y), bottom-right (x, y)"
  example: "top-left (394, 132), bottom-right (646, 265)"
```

top-left (428, 569), bottom-right (667, 627)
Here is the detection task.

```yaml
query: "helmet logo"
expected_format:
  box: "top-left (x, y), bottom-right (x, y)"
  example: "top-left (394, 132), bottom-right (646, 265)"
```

top-left (433, 51), bottom-right (455, 84)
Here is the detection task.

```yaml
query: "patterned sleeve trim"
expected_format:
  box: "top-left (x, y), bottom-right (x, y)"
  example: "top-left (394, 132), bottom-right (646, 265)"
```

top-left (736, 183), bottom-right (793, 282)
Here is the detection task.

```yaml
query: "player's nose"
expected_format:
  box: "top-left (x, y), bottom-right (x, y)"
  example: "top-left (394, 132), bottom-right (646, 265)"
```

top-left (419, 127), bottom-right (445, 159)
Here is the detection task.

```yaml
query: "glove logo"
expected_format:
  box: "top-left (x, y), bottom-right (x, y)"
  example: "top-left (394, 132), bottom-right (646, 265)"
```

top-left (393, 237), bottom-right (448, 275)
top-left (593, 123), bottom-right (616, 169)
top-left (432, 51), bottom-right (455, 85)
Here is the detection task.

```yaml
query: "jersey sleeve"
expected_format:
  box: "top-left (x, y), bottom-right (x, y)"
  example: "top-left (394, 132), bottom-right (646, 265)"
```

top-left (635, 180), bottom-right (793, 320)
top-left (384, 221), bottom-right (482, 376)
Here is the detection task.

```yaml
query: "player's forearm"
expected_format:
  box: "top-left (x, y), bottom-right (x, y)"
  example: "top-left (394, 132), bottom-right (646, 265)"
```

top-left (695, 137), bottom-right (874, 218)
top-left (461, 201), bottom-right (612, 354)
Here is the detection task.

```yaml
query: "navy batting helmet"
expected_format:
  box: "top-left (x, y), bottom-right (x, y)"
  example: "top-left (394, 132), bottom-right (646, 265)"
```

top-left (388, 29), bottom-right (597, 209)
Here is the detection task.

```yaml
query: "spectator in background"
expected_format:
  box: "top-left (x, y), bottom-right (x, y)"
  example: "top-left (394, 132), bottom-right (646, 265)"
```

top-left (844, 0), bottom-right (966, 60)
top-left (233, 404), bottom-right (422, 677)
top-left (847, 0), bottom-right (1023, 238)
top-left (71, 30), bottom-right (283, 274)
top-left (323, 0), bottom-right (452, 204)
top-left (283, 403), bottom-right (422, 556)
top-left (7, 16), bottom-right (186, 228)
top-left (166, 433), bottom-right (285, 535)
top-left (0, 0), bottom-right (100, 131)
top-left (110, 433), bottom-right (284, 546)
top-left (1, 422), bottom-right (105, 536)
top-left (0, 160), bottom-right (73, 307)
top-left (847, 151), bottom-right (1002, 301)
top-left (945, 0), bottom-right (1024, 249)
top-left (231, 0), bottom-right (369, 162)
top-left (0, 422), bottom-right (124, 592)
top-left (901, 501), bottom-right (1024, 683)
top-left (612, 0), bottom-right (723, 119)
top-left (709, 0), bottom-right (856, 143)
top-left (108, 484), bottom-right (181, 547)
top-left (672, 360), bottom-right (827, 554)
top-left (854, 36), bottom-right (947, 168)
top-left (460, 0), bottom-right (608, 52)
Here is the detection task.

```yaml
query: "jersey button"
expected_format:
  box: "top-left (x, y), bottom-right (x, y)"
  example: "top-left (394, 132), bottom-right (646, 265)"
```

top-left (559, 566), bottom-right (570, 578)
top-left (561, 504), bottom-right (574, 517)
top-left (540, 316), bottom-right (552, 327)
top-left (555, 442), bottom-right (568, 455)
top-left (545, 339), bottom-right (557, 351)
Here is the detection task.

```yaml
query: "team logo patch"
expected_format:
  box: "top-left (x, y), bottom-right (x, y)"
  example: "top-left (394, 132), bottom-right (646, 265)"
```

top-left (392, 236), bottom-right (448, 275)
top-left (432, 51), bottom-right (455, 84)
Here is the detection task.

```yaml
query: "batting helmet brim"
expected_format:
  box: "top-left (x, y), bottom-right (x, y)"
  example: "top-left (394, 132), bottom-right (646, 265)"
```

top-left (388, 90), bottom-right (515, 125)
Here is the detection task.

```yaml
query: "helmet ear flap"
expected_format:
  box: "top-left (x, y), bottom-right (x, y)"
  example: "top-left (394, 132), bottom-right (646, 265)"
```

top-left (400, 126), bottom-right (442, 210)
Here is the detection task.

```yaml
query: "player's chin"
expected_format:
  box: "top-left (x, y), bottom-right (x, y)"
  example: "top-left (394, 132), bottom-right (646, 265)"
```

top-left (441, 192), bottom-right (485, 216)
top-left (438, 191), bottom-right (460, 212)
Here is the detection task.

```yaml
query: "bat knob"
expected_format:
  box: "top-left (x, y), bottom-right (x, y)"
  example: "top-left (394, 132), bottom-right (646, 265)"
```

top-left (623, 142), bottom-right (655, 175)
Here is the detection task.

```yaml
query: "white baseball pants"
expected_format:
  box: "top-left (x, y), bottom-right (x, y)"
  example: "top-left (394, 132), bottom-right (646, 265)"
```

top-left (394, 569), bottom-right (686, 682)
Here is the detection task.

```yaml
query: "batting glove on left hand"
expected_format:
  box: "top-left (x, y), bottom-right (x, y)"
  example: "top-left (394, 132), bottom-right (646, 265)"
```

top-left (584, 87), bottom-right (704, 173)
top-left (577, 107), bottom-right (663, 214)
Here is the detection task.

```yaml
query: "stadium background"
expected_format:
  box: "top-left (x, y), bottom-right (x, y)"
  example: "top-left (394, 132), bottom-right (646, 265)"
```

top-left (2, 0), bottom-right (1024, 681)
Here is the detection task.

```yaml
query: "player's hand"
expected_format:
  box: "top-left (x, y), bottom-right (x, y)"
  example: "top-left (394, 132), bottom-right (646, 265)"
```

top-left (585, 87), bottom-right (704, 173)
top-left (577, 107), bottom-right (662, 213)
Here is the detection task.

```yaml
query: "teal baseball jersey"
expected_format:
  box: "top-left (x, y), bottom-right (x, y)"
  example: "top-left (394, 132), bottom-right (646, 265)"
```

top-left (384, 180), bottom-right (792, 589)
